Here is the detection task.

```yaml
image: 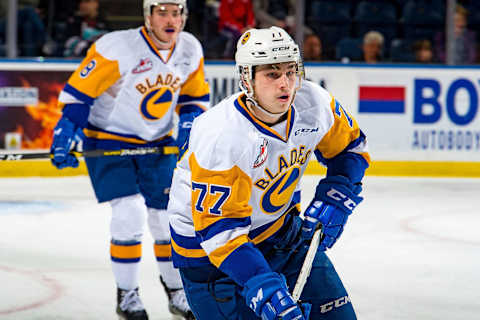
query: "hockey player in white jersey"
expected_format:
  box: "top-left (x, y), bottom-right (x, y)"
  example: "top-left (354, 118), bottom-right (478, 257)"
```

top-left (168, 26), bottom-right (370, 319)
top-left (50, 1), bottom-right (209, 319)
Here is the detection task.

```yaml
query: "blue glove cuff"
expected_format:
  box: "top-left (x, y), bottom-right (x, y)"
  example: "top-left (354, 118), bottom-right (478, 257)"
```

top-left (262, 289), bottom-right (299, 320)
top-left (177, 110), bottom-right (201, 150)
top-left (54, 116), bottom-right (77, 137)
top-left (243, 272), bottom-right (287, 316)
top-left (179, 112), bottom-right (196, 128)
top-left (62, 103), bottom-right (90, 128)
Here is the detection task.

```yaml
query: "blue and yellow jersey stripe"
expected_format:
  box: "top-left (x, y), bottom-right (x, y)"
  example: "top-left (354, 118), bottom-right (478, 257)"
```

top-left (170, 209), bottom-right (294, 268)
top-left (208, 234), bottom-right (250, 267)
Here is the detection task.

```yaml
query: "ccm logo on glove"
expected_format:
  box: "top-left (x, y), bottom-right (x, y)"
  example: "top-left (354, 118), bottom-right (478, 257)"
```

top-left (326, 188), bottom-right (358, 211)
top-left (250, 288), bottom-right (263, 310)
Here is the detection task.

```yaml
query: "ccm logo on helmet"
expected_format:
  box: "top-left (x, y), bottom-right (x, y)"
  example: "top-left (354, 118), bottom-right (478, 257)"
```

top-left (272, 46), bottom-right (290, 51)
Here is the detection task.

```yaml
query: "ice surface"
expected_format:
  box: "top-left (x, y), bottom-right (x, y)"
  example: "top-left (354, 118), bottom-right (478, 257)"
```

top-left (0, 176), bottom-right (479, 319)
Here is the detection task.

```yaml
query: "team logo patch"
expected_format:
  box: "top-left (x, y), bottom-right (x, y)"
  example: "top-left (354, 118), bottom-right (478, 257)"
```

top-left (140, 87), bottom-right (173, 121)
top-left (260, 166), bottom-right (300, 214)
top-left (241, 32), bottom-right (251, 45)
top-left (132, 58), bottom-right (153, 74)
top-left (253, 139), bottom-right (268, 168)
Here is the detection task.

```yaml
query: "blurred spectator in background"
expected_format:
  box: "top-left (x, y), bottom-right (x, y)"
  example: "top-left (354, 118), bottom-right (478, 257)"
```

top-left (361, 30), bottom-right (384, 63)
top-left (413, 39), bottom-right (434, 63)
top-left (63, 0), bottom-right (109, 58)
top-left (0, 0), bottom-right (46, 56)
top-left (252, 0), bottom-right (312, 36)
top-left (185, 0), bottom-right (206, 41)
top-left (38, 0), bottom-right (77, 24)
top-left (303, 33), bottom-right (322, 61)
top-left (39, 0), bottom-right (77, 56)
top-left (434, 4), bottom-right (476, 64)
top-left (218, 0), bottom-right (255, 59)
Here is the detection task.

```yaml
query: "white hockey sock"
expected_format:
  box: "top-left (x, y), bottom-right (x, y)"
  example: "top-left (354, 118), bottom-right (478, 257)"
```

top-left (147, 208), bottom-right (183, 289)
top-left (112, 261), bottom-right (141, 290)
top-left (157, 261), bottom-right (183, 289)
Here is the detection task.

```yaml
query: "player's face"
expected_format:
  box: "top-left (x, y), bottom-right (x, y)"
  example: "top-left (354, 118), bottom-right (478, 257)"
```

top-left (148, 4), bottom-right (183, 49)
top-left (252, 62), bottom-right (297, 121)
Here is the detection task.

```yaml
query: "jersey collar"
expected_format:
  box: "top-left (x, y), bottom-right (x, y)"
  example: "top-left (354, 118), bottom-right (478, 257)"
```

top-left (234, 94), bottom-right (296, 143)
top-left (140, 27), bottom-right (176, 63)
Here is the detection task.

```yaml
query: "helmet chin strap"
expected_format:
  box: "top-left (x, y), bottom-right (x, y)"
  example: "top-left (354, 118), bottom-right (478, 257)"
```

top-left (246, 96), bottom-right (289, 118)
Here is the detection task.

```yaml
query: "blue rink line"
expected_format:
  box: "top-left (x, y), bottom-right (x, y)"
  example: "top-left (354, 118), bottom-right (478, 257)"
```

top-left (0, 201), bottom-right (68, 215)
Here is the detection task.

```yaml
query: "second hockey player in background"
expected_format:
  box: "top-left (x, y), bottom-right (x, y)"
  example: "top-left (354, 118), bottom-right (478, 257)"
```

top-left (49, 1), bottom-right (209, 319)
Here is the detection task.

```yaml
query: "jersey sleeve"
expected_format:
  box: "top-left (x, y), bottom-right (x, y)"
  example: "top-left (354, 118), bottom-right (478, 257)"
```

top-left (59, 41), bottom-right (121, 107)
top-left (57, 35), bottom-right (122, 126)
top-left (315, 95), bottom-right (371, 183)
top-left (176, 36), bottom-right (210, 115)
top-left (187, 122), bottom-right (271, 285)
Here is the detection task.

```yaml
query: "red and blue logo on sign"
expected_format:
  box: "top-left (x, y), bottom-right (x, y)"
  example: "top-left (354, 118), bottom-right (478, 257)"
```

top-left (359, 86), bottom-right (405, 113)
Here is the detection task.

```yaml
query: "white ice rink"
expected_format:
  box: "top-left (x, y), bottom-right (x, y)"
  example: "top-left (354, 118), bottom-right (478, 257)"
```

top-left (0, 175), bottom-right (479, 319)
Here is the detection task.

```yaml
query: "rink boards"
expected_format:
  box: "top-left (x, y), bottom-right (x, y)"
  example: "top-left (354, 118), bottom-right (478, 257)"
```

top-left (1, 159), bottom-right (480, 177)
top-left (0, 60), bottom-right (479, 177)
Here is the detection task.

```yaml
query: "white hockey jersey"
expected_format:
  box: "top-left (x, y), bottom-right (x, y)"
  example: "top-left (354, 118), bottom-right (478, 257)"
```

top-left (58, 26), bottom-right (210, 144)
top-left (168, 80), bottom-right (370, 268)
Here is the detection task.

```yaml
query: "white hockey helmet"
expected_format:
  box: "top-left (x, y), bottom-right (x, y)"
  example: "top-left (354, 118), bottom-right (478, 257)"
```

top-left (235, 26), bottom-right (304, 98)
top-left (143, 0), bottom-right (188, 31)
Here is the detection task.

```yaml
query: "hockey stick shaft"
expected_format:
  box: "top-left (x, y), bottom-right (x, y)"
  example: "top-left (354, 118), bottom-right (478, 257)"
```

top-left (0, 146), bottom-right (179, 161)
top-left (292, 228), bottom-right (323, 302)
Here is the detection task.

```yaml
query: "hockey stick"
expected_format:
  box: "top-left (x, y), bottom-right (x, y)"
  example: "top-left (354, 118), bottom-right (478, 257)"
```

top-left (0, 146), bottom-right (179, 161)
top-left (292, 227), bottom-right (323, 302)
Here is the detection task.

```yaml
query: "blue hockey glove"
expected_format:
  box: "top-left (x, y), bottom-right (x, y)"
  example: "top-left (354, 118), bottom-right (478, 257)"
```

top-left (50, 116), bottom-right (83, 169)
top-left (243, 272), bottom-right (311, 320)
top-left (302, 176), bottom-right (363, 250)
top-left (176, 112), bottom-right (196, 150)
